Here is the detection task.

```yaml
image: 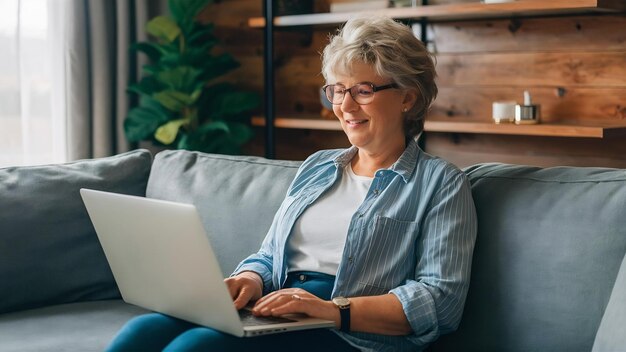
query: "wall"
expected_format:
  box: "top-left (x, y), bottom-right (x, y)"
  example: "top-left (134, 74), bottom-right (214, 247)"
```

top-left (427, 13), bottom-right (626, 168)
top-left (200, 1), bottom-right (626, 167)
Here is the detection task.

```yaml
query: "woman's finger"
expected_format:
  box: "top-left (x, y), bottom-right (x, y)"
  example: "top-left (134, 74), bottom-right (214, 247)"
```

top-left (232, 285), bottom-right (253, 310)
top-left (253, 289), bottom-right (312, 315)
top-left (224, 278), bottom-right (241, 301)
top-left (253, 292), bottom-right (291, 313)
top-left (255, 288), bottom-right (304, 305)
top-left (267, 298), bottom-right (306, 316)
top-left (256, 288), bottom-right (307, 306)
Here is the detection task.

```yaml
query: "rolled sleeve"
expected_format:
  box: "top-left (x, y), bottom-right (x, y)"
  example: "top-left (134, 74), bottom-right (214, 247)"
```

top-left (389, 280), bottom-right (440, 344)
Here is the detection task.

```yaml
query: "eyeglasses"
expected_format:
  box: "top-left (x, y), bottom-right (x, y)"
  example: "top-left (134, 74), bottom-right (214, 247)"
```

top-left (321, 82), bottom-right (399, 105)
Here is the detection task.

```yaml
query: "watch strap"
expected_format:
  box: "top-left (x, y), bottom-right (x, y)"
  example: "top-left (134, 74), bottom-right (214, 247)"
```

top-left (339, 306), bottom-right (350, 332)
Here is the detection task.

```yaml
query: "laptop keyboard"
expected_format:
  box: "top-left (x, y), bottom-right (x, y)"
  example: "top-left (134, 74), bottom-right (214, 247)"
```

top-left (238, 309), bottom-right (296, 326)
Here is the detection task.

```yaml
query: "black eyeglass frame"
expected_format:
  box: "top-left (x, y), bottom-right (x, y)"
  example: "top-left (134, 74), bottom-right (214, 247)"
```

top-left (321, 82), bottom-right (399, 105)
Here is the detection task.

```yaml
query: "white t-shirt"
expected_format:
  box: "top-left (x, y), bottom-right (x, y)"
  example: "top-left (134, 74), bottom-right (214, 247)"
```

top-left (286, 163), bottom-right (373, 275)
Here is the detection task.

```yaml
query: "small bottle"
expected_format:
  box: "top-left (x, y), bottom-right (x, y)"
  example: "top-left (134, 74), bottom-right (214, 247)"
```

top-left (515, 91), bottom-right (540, 125)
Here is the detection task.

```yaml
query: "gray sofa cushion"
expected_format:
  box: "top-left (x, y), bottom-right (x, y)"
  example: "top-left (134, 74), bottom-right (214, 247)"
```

top-left (433, 164), bottom-right (626, 352)
top-left (593, 254), bottom-right (626, 351)
top-left (146, 150), bottom-right (301, 275)
top-left (0, 300), bottom-right (147, 352)
top-left (0, 150), bottom-right (152, 314)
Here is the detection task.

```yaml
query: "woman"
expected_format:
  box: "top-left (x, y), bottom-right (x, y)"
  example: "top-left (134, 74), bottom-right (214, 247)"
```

top-left (107, 16), bottom-right (477, 352)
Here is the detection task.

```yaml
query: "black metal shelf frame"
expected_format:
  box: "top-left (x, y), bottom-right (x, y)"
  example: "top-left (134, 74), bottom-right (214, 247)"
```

top-left (264, 0), bottom-right (276, 158)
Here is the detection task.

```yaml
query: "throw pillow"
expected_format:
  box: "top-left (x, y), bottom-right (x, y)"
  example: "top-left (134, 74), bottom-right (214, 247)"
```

top-left (0, 150), bottom-right (152, 313)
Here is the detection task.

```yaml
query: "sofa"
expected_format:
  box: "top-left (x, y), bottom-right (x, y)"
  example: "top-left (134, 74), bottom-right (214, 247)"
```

top-left (0, 149), bottom-right (624, 351)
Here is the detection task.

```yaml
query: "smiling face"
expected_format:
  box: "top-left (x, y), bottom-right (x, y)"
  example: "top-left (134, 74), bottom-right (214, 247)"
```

top-left (330, 62), bottom-right (415, 155)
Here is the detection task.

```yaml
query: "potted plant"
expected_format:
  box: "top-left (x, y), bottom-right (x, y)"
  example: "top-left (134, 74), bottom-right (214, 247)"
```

top-left (124, 0), bottom-right (259, 154)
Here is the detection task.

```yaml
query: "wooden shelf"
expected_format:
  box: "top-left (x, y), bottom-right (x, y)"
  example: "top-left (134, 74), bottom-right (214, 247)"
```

top-left (249, 0), bottom-right (626, 28)
top-left (252, 116), bottom-right (341, 131)
top-left (425, 121), bottom-right (626, 138)
top-left (251, 116), bottom-right (626, 138)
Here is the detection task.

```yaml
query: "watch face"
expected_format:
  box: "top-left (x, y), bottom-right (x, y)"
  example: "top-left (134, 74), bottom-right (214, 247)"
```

top-left (333, 296), bottom-right (350, 307)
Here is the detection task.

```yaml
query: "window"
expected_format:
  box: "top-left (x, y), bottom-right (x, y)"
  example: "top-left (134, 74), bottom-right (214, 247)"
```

top-left (0, 0), bottom-right (67, 167)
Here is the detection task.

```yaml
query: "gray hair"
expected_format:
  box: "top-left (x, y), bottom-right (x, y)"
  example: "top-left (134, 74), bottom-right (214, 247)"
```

top-left (321, 16), bottom-right (438, 137)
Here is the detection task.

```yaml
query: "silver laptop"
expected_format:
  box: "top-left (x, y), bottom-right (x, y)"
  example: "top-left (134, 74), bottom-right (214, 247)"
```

top-left (80, 188), bottom-right (334, 337)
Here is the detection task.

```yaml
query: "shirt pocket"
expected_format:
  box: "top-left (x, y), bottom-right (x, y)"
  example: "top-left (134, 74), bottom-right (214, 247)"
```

top-left (357, 216), bottom-right (420, 293)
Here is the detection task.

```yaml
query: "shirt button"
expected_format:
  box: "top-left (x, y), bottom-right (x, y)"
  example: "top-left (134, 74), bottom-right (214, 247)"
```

top-left (348, 256), bottom-right (354, 263)
top-left (299, 274), bottom-right (306, 282)
top-left (373, 189), bottom-right (380, 195)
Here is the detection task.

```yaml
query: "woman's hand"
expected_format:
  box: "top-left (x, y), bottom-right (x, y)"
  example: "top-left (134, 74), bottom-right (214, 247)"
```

top-left (224, 271), bottom-right (264, 310)
top-left (251, 288), bottom-right (340, 328)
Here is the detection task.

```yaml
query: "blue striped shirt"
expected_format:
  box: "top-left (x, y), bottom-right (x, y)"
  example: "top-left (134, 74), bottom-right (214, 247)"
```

top-left (233, 139), bottom-right (477, 351)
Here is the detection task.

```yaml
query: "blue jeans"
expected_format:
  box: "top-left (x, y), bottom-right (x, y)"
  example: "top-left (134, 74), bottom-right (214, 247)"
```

top-left (106, 271), bottom-right (359, 352)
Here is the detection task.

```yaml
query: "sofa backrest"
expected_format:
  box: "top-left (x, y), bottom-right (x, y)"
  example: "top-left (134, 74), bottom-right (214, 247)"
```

top-left (146, 150), bottom-right (301, 275)
top-left (432, 163), bottom-right (626, 352)
top-left (13, 148), bottom-right (618, 349)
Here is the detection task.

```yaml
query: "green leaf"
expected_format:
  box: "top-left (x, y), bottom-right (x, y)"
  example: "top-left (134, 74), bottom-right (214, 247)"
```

top-left (130, 42), bottom-right (165, 62)
top-left (139, 95), bottom-right (168, 111)
top-left (187, 24), bottom-right (215, 44)
top-left (208, 91), bottom-right (260, 118)
top-left (153, 90), bottom-right (197, 111)
top-left (200, 53), bottom-right (240, 81)
top-left (142, 64), bottom-right (164, 75)
top-left (176, 133), bottom-right (190, 150)
top-left (170, 0), bottom-right (212, 33)
top-left (204, 82), bottom-right (235, 95)
top-left (211, 134), bottom-right (242, 155)
top-left (181, 129), bottom-right (216, 152)
top-left (197, 120), bottom-right (229, 134)
top-left (155, 66), bottom-right (203, 92)
top-left (124, 105), bottom-right (171, 142)
top-left (159, 52), bottom-right (181, 66)
top-left (196, 83), bottom-right (233, 119)
top-left (127, 76), bottom-right (162, 96)
top-left (190, 87), bottom-right (203, 102)
top-left (225, 122), bottom-right (254, 144)
top-left (179, 44), bottom-right (216, 66)
top-left (146, 16), bottom-right (181, 44)
top-left (154, 118), bottom-right (189, 145)
top-left (182, 121), bottom-right (251, 154)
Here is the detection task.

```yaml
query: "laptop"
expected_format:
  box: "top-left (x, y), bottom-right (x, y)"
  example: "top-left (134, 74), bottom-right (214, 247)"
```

top-left (80, 188), bottom-right (335, 337)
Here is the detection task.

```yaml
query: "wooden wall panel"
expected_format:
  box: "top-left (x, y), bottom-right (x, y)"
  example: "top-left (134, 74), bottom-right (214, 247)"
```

top-left (201, 1), bottom-right (626, 166)
top-left (425, 133), bottom-right (626, 168)
top-left (432, 87), bottom-right (626, 122)
top-left (428, 15), bottom-right (626, 53)
top-left (436, 52), bottom-right (626, 87)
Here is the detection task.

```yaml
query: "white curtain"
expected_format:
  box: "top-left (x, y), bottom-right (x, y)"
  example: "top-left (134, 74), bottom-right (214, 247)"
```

top-left (0, 0), bottom-right (68, 167)
top-left (0, 0), bottom-right (160, 167)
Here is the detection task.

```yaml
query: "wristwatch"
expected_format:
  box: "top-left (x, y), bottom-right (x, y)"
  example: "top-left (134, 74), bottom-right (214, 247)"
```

top-left (332, 296), bottom-right (351, 332)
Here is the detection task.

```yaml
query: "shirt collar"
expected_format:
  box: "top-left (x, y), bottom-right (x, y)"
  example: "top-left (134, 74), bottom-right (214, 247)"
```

top-left (332, 145), bottom-right (359, 168)
top-left (389, 138), bottom-right (420, 183)
top-left (331, 138), bottom-right (420, 183)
